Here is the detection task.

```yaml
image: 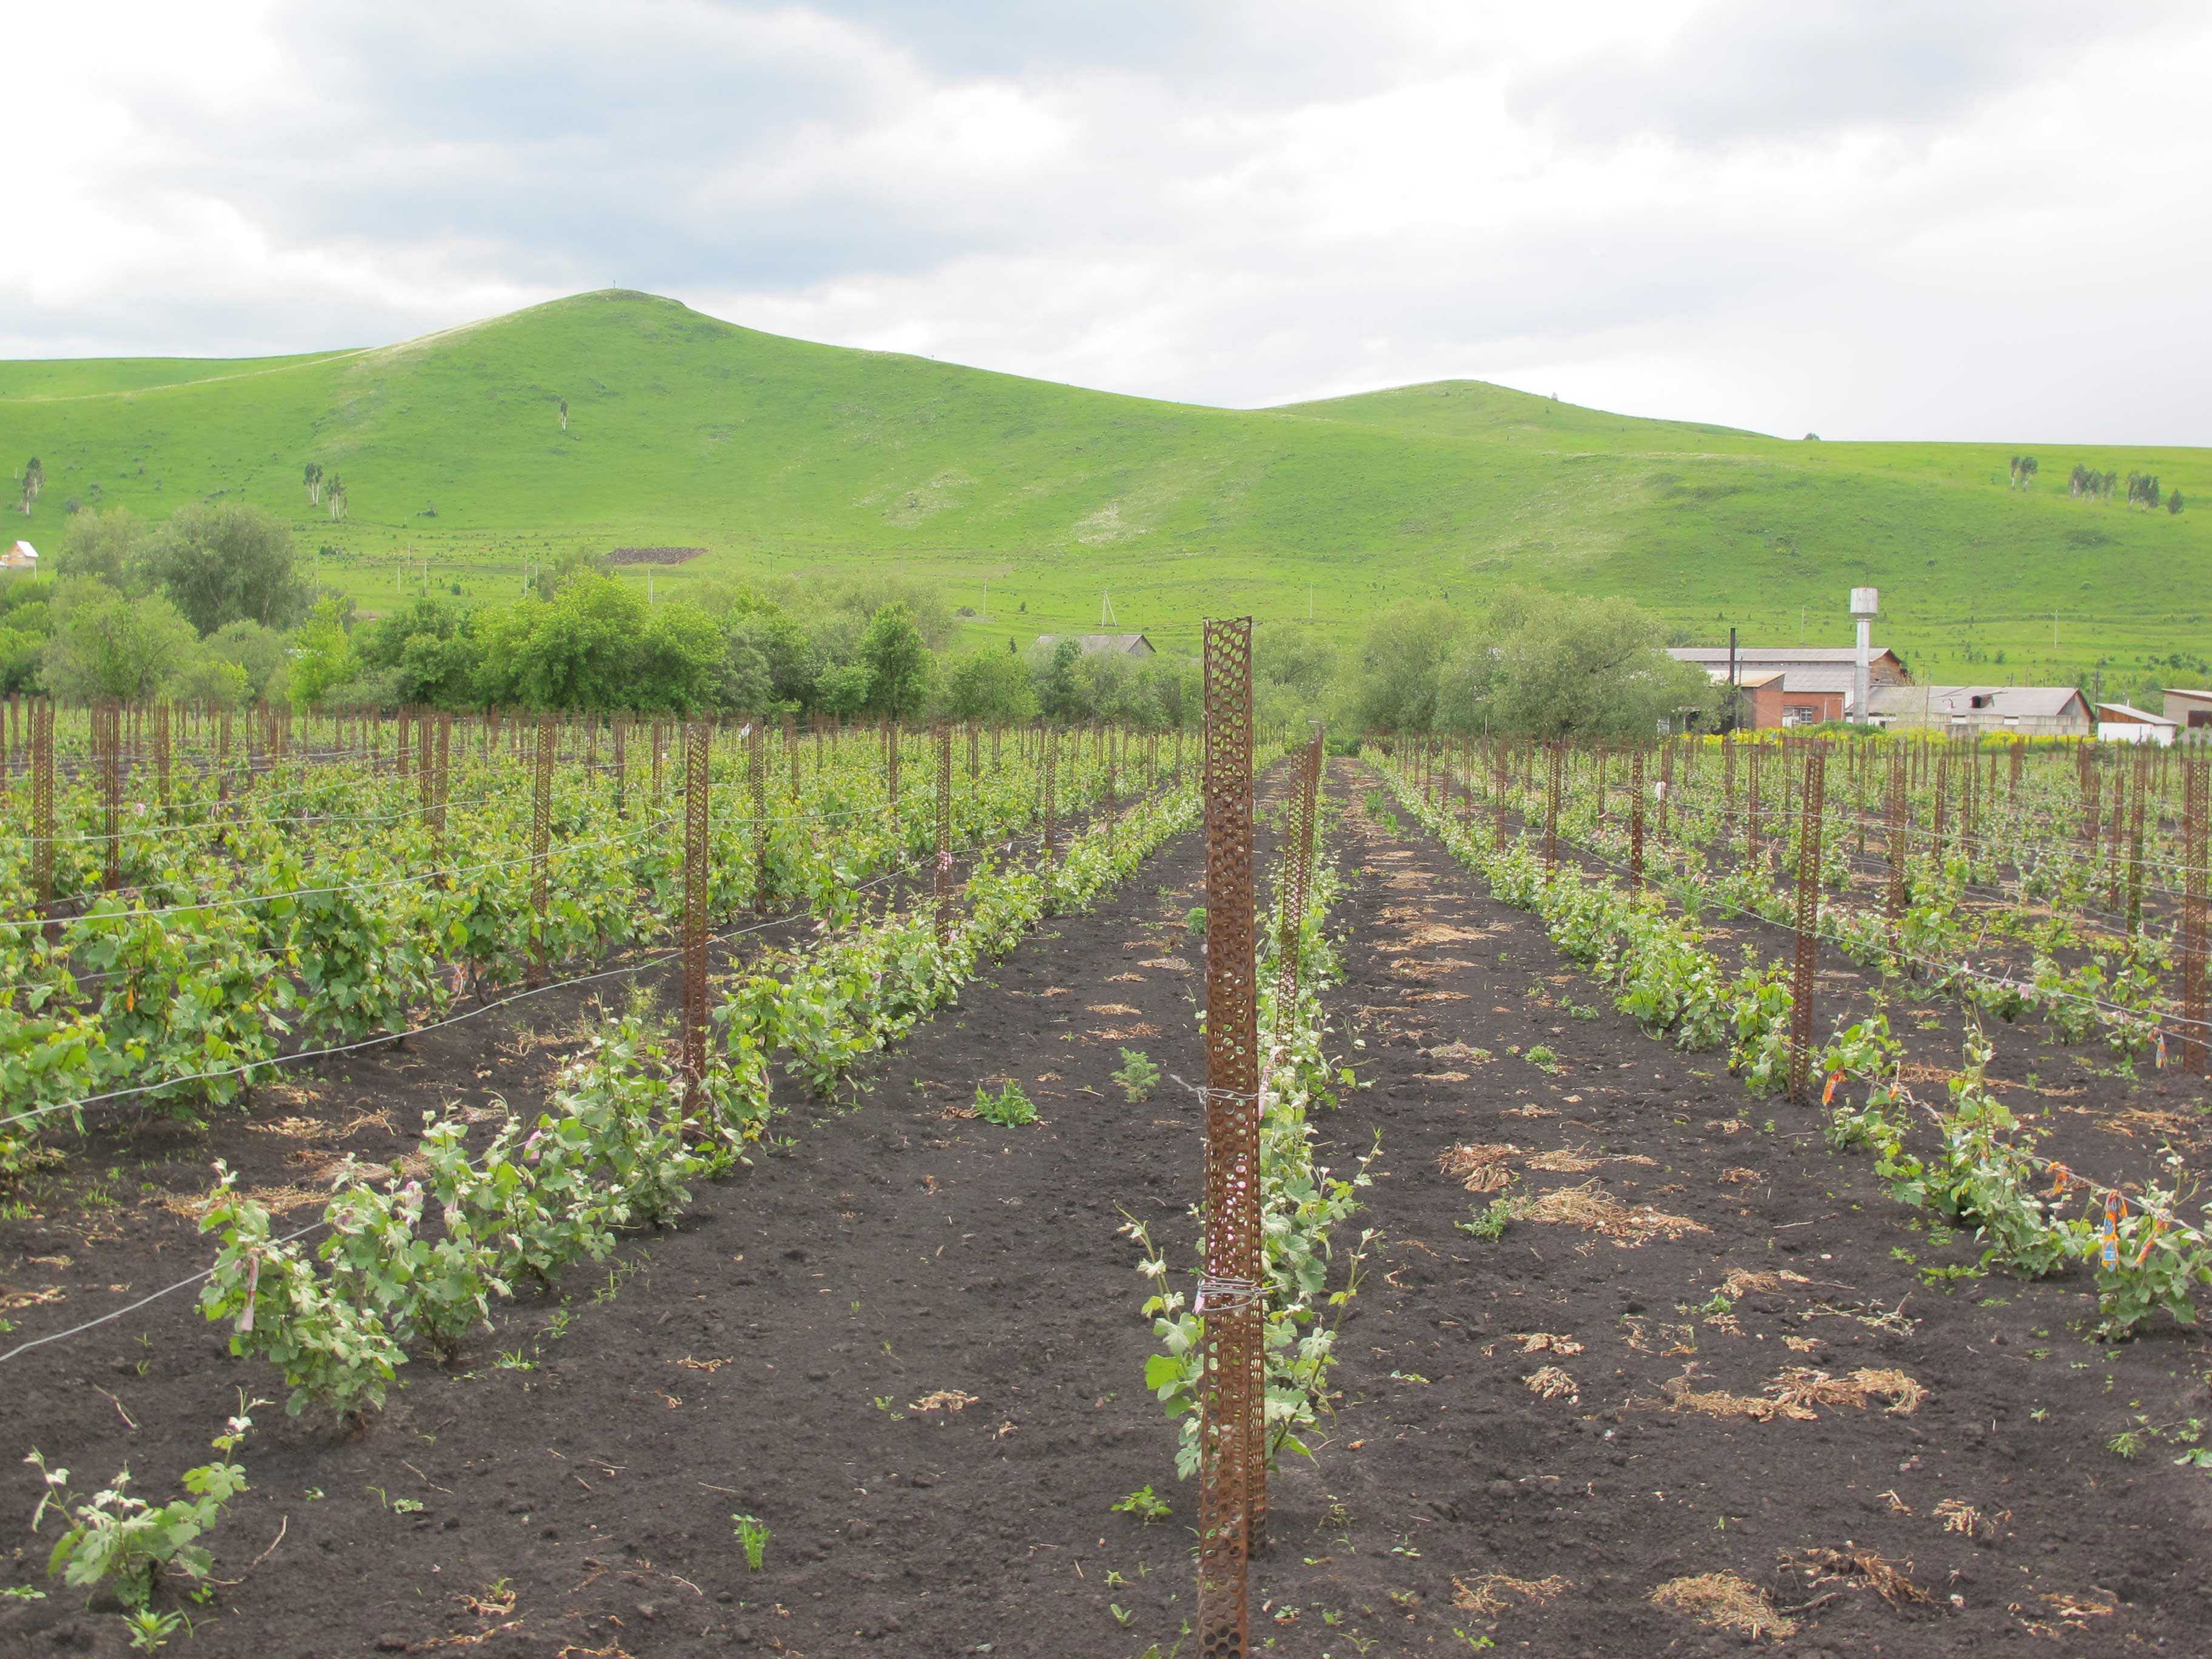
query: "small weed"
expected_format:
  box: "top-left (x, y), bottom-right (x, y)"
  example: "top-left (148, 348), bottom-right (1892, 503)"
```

top-left (1111, 1603), bottom-right (1135, 1627)
top-left (1524, 1045), bottom-right (1562, 1074)
top-left (1184, 905), bottom-right (1207, 935)
top-left (1113, 1486), bottom-right (1173, 1524)
top-left (124, 1609), bottom-right (183, 1651)
top-left (1456, 1198), bottom-right (1520, 1241)
top-left (1113, 1049), bottom-right (1161, 1104)
top-left (733, 1513), bottom-right (771, 1570)
top-left (974, 1081), bottom-right (1037, 1127)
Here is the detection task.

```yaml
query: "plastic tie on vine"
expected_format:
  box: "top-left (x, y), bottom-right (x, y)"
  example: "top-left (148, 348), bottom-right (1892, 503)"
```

top-left (1822, 1070), bottom-right (1844, 1106)
top-left (2136, 1216), bottom-right (2167, 1268)
top-left (236, 1250), bottom-right (262, 1336)
top-left (1194, 1273), bottom-right (1261, 1316)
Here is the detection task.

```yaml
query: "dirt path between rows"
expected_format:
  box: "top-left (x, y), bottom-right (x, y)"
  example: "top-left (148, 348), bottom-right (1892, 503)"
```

top-left (1231, 763), bottom-right (2207, 1657)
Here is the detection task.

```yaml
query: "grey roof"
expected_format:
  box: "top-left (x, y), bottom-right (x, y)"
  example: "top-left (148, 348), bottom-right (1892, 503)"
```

top-left (1034, 632), bottom-right (1155, 656)
top-left (1668, 646), bottom-right (1902, 702)
top-left (2164, 688), bottom-right (2212, 702)
top-left (1868, 685), bottom-right (2087, 720)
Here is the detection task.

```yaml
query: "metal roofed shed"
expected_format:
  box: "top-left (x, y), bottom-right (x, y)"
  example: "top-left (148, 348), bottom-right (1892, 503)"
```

top-left (0, 540), bottom-right (36, 571)
top-left (1867, 684), bottom-right (2093, 736)
top-left (2096, 703), bottom-right (2177, 745)
top-left (2163, 689), bottom-right (2212, 731)
top-left (1033, 632), bottom-right (1156, 658)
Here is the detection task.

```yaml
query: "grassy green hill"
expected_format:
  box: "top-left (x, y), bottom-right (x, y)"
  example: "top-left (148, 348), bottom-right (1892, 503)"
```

top-left (0, 289), bottom-right (2202, 685)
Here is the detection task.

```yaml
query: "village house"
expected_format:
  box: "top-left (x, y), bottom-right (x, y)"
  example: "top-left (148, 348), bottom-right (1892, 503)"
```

top-left (0, 540), bottom-right (36, 571)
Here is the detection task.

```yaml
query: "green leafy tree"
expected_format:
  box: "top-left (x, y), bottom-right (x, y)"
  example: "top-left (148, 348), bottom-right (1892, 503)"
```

top-left (633, 603), bottom-right (725, 712)
top-left (814, 660), bottom-right (872, 717)
top-left (288, 597), bottom-right (359, 708)
top-left (55, 506), bottom-right (144, 586)
top-left (859, 602), bottom-right (930, 718)
top-left (40, 582), bottom-right (197, 702)
top-left (1477, 592), bottom-right (1716, 739)
top-left (207, 619), bottom-right (293, 702)
top-left (133, 504), bottom-right (310, 633)
top-left (943, 646), bottom-right (1037, 721)
top-left (1034, 638), bottom-right (1084, 720)
top-left (2171, 490), bottom-right (2186, 516)
top-left (1345, 601), bottom-right (1463, 731)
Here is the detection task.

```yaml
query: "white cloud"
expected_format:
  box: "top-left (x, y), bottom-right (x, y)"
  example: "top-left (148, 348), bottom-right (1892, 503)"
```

top-left (7, 0), bottom-right (2212, 441)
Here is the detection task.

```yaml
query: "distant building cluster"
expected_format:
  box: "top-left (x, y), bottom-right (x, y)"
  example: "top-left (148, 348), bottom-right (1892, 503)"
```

top-left (1668, 603), bottom-right (2205, 744)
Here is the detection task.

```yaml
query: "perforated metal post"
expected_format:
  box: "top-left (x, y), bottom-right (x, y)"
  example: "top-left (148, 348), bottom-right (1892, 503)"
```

top-left (1886, 747), bottom-right (1908, 948)
top-left (30, 700), bottom-right (53, 919)
top-left (1745, 745), bottom-right (1762, 871)
top-left (884, 720), bottom-right (900, 830)
top-left (682, 719), bottom-right (711, 1116)
top-left (418, 708), bottom-right (434, 822)
top-left (1629, 747), bottom-right (1646, 892)
top-left (434, 714), bottom-right (451, 845)
top-left (1042, 725), bottom-right (1059, 864)
top-left (529, 714), bottom-right (554, 988)
top-left (1788, 746), bottom-right (1827, 1104)
top-left (653, 721), bottom-right (665, 797)
top-left (153, 701), bottom-right (171, 817)
top-left (749, 722), bottom-right (769, 914)
top-left (612, 716), bottom-right (628, 818)
top-left (2127, 749), bottom-right (2148, 935)
top-left (1493, 740), bottom-right (1509, 845)
top-left (934, 724), bottom-right (954, 944)
top-left (2183, 757), bottom-right (2208, 1076)
top-left (97, 702), bottom-right (122, 891)
top-left (1542, 742), bottom-right (1562, 871)
top-left (1659, 739), bottom-right (1674, 842)
top-left (1199, 616), bottom-right (1259, 1657)
top-left (2106, 759), bottom-right (2127, 911)
top-left (1273, 731), bottom-right (1324, 1039)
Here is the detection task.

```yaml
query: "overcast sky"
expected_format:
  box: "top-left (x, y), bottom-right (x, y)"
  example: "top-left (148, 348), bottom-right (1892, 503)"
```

top-left (12, 0), bottom-right (2211, 442)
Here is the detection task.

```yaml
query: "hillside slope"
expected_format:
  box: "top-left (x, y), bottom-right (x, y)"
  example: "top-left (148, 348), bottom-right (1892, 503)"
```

top-left (0, 289), bottom-right (2200, 679)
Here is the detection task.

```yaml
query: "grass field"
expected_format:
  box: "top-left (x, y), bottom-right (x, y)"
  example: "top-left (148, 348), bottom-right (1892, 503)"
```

top-left (0, 289), bottom-right (2202, 686)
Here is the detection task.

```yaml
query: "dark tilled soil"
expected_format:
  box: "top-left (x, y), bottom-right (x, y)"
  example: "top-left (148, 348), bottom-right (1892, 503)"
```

top-left (3, 811), bottom-right (1233, 1658)
top-left (1254, 764), bottom-right (2208, 1656)
top-left (5, 763), bottom-right (2210, 1658)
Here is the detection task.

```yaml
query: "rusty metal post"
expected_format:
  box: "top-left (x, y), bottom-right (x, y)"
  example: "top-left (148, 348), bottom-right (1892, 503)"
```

top-left (1274, 732), bottom-right (1324, 1039)
top-left (30, 700), bottom-right (53, 919)
top-left (529, 714), bottom-right (554, 988)
top-left (1199, 616), bottom-right (1260, 1654)
top-left (1788, 746), bottom-right (1828, 1104)
top-left (680, 718), bottom-right (711, 1116)
top-left (1492, 739), bottom-right (1509, 845)
top-left (1042, 725), bottom-right (1059, 863)
top-left (418, 708), bottom-right (434, 820)
top-left (2105, 759), bottom-right (2127, 911)
top-left (612, 715), bottom-right (628, 818)
top-left (1630, 747), bottom-right (1646, 893)
top-left (1542, 741), bottom-right (1562, 872)
top-left (2182, 757), bottom-right (2208, 1076)
top-left (934, 725), bottom-right (954, 943)
top-left (884, 720), bottom-right (900, 830)
top-left (1659, 738), bottom-right (1674, 842)
top-left (652, 720), bottom-right (665, 798)
top-left (1745, 745), bottom-right (1762, 871)
top-left (434, 714), bottom-right (451, 844)
top-left (96, 702), bottom-right (122, 891)
top-left (749, 721), bottom-right (769, 914)
top-left (1885, 746), bottom-right (1908, 942)
top-left (2127, 749), bottom-right (2149, 936)
top-left (153, 701), bottom-right (171, 817)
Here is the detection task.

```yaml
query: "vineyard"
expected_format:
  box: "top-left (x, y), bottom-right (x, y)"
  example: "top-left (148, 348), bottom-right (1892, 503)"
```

top-left (4, 659), bottom-right (2211, 1656)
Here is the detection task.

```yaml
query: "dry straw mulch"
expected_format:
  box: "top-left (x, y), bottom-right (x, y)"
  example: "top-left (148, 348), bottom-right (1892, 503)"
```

top-left (1650, 1573), bottom-right (1797, 1640)
top-left (1452, 1574), bottom-right (1569, 1617)
top-left (1523, 1366), bottom-right (1579, 1402)
top-left (1662, 1364), bottom-right (1929, 1423)
top-left (1521, 1182), bottom-right (1706, 1247)
top-left (1439, 1142), bottom-right (1520, 1191)
top-left (1789, 1546), bottom-right (1932, 1607)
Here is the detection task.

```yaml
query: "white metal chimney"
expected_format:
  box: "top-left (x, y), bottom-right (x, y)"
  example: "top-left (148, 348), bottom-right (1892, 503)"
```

top-left (1850, 587), bottom-right (1880, 725)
